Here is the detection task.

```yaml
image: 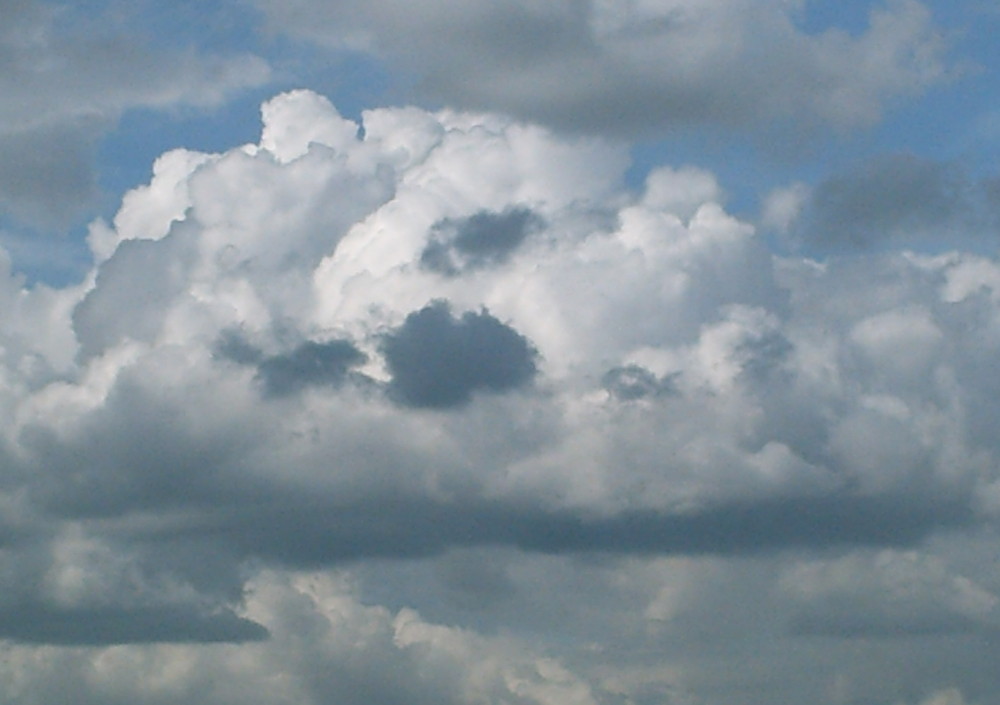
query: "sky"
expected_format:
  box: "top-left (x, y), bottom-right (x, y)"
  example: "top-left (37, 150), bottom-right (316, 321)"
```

top-left (1, 1), bottom-right (1000, 704)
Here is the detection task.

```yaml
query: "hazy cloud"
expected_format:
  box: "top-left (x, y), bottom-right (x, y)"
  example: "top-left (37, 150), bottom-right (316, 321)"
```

top-left (0, 603), bottom-right (267, 645)
top-left (0, 120), bottom-right (102, 227)
top-left (253, 0), bottom-right (948, 137)
top-left (601, 364), bottom-right (676, 401)
top-left (0, 570), bottom-right (606, 705)
top-left (0, 0), bottom-right (270, 230)
top-left (781, 550), bottom-right (1000, 638)
top-left (783, 153), bottom-right (1000, 248)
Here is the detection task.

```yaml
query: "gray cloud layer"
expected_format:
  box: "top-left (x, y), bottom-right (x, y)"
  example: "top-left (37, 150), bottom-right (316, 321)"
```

top-left (253, 0), bottom-right (948, 136)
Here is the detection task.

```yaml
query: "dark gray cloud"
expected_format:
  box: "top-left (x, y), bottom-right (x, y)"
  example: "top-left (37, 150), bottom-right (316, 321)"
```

top-left (0, 603), bottom-right (267, 645)
top-left (20, 378), bottom-right (247, 519)
top-left (214, 329), bottom-right (265, 366)
top-left (256, 340), bottom-right (366, 397)
top-left (208, 490), bottom-right (974, 568)
top-left (382, 301), bottom-right (537, 408)
top-left (420, 207), bottom-right (542, 276)
top-left (215, 332), bottom-right (367, 397)
top-left (793, 154), bottom-right (1000, 248)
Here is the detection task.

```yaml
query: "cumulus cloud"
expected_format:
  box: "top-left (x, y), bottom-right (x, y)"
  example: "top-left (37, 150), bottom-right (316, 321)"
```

top-left (2, 89), bottom-right (1000, 702)
top-left (252, 0), bottom-right (948, 137)
top-left (11, 90), bottom-right (998, 543)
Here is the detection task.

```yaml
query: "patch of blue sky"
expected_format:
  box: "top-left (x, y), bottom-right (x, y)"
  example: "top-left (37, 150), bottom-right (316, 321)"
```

top-left (0, 216), bottom-right (93, 287)
top-left (795, 0), bottom-right (877, 36)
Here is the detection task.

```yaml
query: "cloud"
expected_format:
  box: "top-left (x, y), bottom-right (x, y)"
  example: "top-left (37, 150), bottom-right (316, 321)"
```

top-left (780, 549), bottom-right (1000, 638)
top-left (0, 524), bottom-right (267, 646)
top-left (216, 333), bottom-right (367, 398)
top-left (601, 364), bottom-right (677, 401)
top-left (420, 207), bottom-right (543, 276)
top-left (72, 235), bottom-right (193, 359)
top-left (1, 89), bottom-right (1000, 702)
top-left (17, 90), bottom-right (997, 540)
top-left (252, 0), bottom-right (948, 137)
top-left (0, 0), bottom-right (270, 229)
top-left (0, 120), bottom-right (102, 227)
top-left (773, 153), bottom-right (1000, 249)
top-left (255, 340), bottom-right (366, 397)
top-left (906, 690), bottom-right (977, 705)
top-left (382, 301), bottom-right (538, 408)
top-left (0, 570), bottom-right (606, 705)
top-left (0, 603), bottom-right (267, 646)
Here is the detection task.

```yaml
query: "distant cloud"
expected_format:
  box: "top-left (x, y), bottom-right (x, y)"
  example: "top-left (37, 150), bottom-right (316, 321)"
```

top-left (253, 0), bottom-right (948, 137)
top-left (0, 0), bottom-right (270, 230)
top-left (786, 153), bottom-right (1000, 248)
top-left (780, 550), bottom-right (1000, 638)
top-left (0, 120), bottom-right (102, 228)
top-left (0, 603), bottom-right (268, 645)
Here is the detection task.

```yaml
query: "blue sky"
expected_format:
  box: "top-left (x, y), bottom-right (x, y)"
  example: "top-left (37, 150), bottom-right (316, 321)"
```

top-left (2, 2), bottom-right (1000, 704)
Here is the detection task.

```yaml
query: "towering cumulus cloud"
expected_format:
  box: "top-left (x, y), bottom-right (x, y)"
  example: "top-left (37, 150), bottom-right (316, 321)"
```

top-left (1, 89), bottom-right (1000, 704)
